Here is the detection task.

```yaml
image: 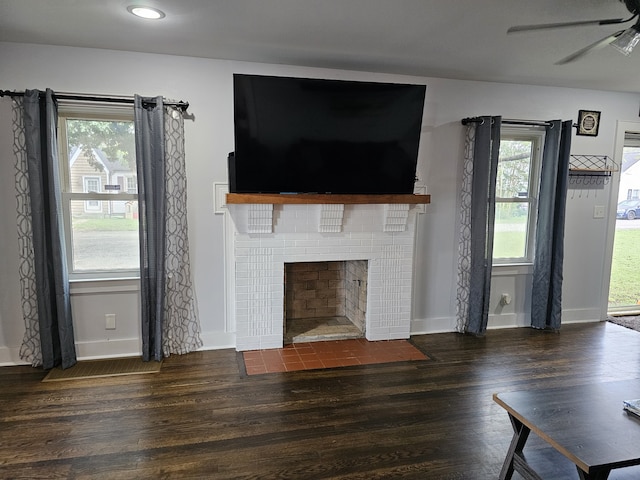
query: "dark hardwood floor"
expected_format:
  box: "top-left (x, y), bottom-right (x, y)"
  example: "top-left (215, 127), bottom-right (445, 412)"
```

top-left (2, 321), bottom-right (640, 479)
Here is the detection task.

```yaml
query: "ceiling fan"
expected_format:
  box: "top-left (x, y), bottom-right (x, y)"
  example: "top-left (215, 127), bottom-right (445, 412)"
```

top-left (507, 0), bottom-right (640, 64)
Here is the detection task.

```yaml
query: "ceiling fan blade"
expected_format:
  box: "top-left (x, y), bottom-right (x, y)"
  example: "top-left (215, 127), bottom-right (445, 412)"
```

top-left (508, 17), bottom-right (630, 34)
top-left (555, 30), bottom-right (624, 65)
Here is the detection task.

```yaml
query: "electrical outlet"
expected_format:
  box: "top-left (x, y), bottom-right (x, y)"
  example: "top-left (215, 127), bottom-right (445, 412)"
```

top-left (593, 205), bottom-right (605, 219)
top-left (500, 293), bottom-right (512, 306)
top-left (105, 314), bottom-right (116, 330)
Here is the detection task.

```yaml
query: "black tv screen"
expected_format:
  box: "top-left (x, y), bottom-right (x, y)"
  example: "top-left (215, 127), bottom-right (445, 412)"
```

top-left (231, 74), bottom-right (426, 194)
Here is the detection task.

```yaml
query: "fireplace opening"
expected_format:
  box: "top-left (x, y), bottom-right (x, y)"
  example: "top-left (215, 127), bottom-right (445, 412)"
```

top-left (284, 261), bottom-right (368, 344)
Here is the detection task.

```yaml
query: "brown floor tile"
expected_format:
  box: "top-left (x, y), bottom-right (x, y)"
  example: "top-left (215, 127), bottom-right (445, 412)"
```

top-left (284, 362), bottom-right (305, 372)
top-left (243, 339), bottom-right (428, 375)
top-left (321, 358), bottom-right (344, 368)
top-left (265, 363), bottom-right (287, 373)
top-left (301, 359), bottom-right (324, 370)
top-left (245, 364), bottom-right (267, 375)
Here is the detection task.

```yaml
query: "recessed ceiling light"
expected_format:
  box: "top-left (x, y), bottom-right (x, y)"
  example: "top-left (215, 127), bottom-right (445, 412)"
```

top-left (127, 5), bottom-right (166, 20)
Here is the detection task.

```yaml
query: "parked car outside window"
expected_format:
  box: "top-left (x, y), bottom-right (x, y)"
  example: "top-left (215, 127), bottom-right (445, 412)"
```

top-left (617, 199), bottom-right (640, 220)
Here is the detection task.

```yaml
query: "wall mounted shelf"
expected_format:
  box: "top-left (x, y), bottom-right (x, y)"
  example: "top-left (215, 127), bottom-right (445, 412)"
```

top-left (568, 155), bottom-right (618, 177)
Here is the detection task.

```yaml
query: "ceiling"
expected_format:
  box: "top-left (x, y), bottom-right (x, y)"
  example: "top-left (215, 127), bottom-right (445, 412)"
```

top-left (1, 0), bottom-right (640, 93)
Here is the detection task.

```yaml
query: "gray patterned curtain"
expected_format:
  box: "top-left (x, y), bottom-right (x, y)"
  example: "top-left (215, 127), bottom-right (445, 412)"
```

top-left (135, 96), bottom-right (202, 361)
top-left (456, 116), bottom-right (501, 335)
top-left (162, 106), bottom-right (202, 356)
top-left (456, 124), bottom-right (476, 333)
top-left (531, 120), bottom-right (572, 330)
top-left (20, 89), bottom-right (76, 369)
top-left (12, 97), bottom-right (42, 367)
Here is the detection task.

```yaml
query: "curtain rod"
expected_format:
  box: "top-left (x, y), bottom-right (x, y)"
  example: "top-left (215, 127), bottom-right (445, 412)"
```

top-left (461, 117), bottom-right (552, 127)
top-left (0, 90), bottom-right (189, 112)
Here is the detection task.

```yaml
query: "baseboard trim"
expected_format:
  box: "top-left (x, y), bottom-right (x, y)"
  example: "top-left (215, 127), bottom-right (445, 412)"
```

top-left (410, 309), bottom-right (601, 337)
top-left (198, 331), bottom-right (236, 351)
top-left (0, 315), bottom-right (605, 366)
top-left (560, 307), bottom-right (602, 324)
top-left (0, 346), bottom-right (29, 366)
top-left (411, 316), bottom-right (455, 334)
top-left (75, 331), bottom-right (238, 360)
top-left (75, 338), bottom-right (142, 361)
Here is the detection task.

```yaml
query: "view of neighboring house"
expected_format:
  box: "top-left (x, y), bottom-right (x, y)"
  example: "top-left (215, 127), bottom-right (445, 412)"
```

top-left (69, 145), bottom-right (138, 218)
top-left (619, 147), bottom-right (640, 203)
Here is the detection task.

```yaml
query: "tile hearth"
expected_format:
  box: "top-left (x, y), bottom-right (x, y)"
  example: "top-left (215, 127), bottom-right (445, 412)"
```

top-left (242, 338), bottom-right (428, 375)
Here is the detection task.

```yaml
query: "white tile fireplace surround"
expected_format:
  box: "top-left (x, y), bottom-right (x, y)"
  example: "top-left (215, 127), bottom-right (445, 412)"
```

top-left (226, 194), bottom-right (428, 351)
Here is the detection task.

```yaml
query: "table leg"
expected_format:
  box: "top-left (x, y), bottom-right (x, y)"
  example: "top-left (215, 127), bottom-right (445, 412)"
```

top-left (577, 466), bottom-right (611, 480)
top-left (499, 414), bottom-right (532, 480)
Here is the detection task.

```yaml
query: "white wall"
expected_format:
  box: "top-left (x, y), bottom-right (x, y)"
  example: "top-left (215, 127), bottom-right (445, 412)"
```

top-left (1, 42), bottom-right (638, 363)
top-left (411, 79), bottom-right (640, 331)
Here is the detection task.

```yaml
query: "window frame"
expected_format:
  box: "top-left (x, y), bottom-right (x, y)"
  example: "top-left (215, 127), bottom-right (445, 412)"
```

top-left (57, 105), bottom-right (140, 281)
top-left (493, 126), bottom-right (545, 266)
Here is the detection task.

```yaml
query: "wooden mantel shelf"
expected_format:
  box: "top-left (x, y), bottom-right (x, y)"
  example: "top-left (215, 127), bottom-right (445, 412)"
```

top-left (226, 193), bottom-right (431, 205)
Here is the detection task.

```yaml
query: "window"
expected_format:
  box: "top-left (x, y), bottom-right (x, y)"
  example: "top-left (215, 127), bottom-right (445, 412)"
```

top-left (83, 176), bottom-right (102, 212)
top-left (493, 127), bottom-right (544, 264)
top-left (58, 109), bottom-right (139, 279)
top-left (126, 176), bottom-right (137, 194)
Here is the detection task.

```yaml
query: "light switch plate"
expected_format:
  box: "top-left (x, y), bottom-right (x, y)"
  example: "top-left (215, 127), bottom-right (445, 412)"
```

top-left (593, 205), bottom-right (605, 219)
top-left (105, 314), bottom-right (116, 330)
top-left (214, 182), bottom-right (229, 214)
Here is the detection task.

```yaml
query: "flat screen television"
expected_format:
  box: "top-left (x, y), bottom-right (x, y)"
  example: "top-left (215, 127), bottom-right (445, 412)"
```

top-left (230, 74), bottom-right (426, 194)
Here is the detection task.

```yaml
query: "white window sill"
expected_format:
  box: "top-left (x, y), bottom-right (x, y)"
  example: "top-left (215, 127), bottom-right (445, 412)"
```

top-left (69, 277), bottom-right (140, 295)
top-left (491, 263), bottom-right (533, 276)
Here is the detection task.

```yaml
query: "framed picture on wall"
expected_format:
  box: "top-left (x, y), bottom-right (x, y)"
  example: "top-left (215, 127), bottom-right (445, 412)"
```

top-left (576, 110), bottom-right (601, 136)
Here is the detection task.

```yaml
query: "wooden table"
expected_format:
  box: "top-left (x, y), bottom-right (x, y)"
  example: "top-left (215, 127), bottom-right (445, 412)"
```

top-left (494, 380), bottom-right (640, 479)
